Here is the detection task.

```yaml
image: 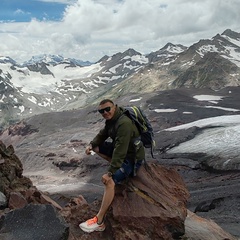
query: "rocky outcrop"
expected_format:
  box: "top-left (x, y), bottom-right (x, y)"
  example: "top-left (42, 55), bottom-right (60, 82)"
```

top-left (61, 161), bottom-right (238, 240)
top-left (0, 141), bottom-right (65, 210)
top-left (0, 140), bottom-right (32, 197)
top-left (62, 163), bottom-right (189, 239)
top-left (0, 141), bottom-right (69, 240)
top-left (111, 164), bottom-right (189, 239)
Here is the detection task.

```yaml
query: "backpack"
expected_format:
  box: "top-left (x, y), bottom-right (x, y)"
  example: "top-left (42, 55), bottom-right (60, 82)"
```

top-left (123, 106), bottom-right (155, 158)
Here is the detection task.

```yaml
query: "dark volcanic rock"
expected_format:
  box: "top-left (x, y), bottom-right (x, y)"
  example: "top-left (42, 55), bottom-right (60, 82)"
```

top-left (0, 204), bottom-right (69, 240)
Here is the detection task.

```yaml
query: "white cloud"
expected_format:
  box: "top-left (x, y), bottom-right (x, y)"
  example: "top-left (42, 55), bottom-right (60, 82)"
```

top-left (0, 0), bottom-right (240, 63)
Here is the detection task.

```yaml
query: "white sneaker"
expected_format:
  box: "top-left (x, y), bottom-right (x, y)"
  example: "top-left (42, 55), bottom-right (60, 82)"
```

top-left (79, 216), bottom-right (105, 233)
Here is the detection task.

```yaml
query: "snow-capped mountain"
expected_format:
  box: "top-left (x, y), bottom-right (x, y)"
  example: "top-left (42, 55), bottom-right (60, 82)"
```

top-left (0, 29), bottom-right (240, 129)
top-left (23, 54), bottom-right (92, 67)
top-left (171, 29), bottom-right (240, 89)
top-left (0, 56), bottom-right (17, 65)
top-left (0, 49), bottom-right (153, 128)
top-left (147, 42), bottom-right (187, 63)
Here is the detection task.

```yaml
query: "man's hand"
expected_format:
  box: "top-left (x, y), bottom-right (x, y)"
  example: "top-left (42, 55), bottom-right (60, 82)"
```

top-left (85, 145), bottom-right (92, 155)
top-left (101, 173), bottom-right (112, 185)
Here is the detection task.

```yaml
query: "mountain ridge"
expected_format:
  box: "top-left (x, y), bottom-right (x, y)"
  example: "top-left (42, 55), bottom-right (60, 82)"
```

top-left (0, 29), bottom-right (240, 129)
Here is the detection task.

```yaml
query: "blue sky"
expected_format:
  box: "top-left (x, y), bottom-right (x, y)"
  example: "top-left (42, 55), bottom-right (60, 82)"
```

top-left (0, 0), bottom-right (67, 22)
top-left (0, 0), bottom-right (239, 63)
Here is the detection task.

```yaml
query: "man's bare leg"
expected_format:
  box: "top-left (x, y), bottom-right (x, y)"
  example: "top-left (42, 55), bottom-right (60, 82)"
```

top-left (96, 178), bottom-right (115, 223)
top-left (79, 177), bottom-right (115, 232)
top-left (92, 146), bottom-right (114, 223)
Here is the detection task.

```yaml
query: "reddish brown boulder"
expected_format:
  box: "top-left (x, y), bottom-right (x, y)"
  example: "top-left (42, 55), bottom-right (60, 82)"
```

top-left (8, 192), bottom-right (28, 209)
top-left (110, 163), bottom-right (189, 239)
top-left (65, 162), bottom-right (189, 240)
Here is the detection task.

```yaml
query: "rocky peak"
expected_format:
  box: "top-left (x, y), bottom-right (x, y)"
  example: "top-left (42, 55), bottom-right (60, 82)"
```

top-left (0, 56), bottom-right (17, 65)
top-left (222, 29), bottom-right (240, 39)
top-left (123, 48), bottom-right (142, 57)
top-left (97, 54), bottom-right (110, 64)
top-left (147, 42), bottom-right (187, 63)
top-left (27, 62), bottom-right (54, 75)
top-left (161, 42), bottom-right (187, 52)
top-left (109, 48), bottom-right (142, 63)
top-left (172, 52), bottom-right (238, 89)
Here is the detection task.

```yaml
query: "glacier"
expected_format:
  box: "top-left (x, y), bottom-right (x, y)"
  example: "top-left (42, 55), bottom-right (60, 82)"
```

top-left (166, 115), bottom-right (240, 169)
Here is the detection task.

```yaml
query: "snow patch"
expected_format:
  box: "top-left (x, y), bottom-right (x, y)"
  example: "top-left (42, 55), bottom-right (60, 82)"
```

top-left (130, 97), bottom-right (142, 102)
top-left (193, 95), bottom-right (224, 101)
top-left (165, 115), bottom-right (240, 131)
top-left (154, 109), bottom-right (177, 113)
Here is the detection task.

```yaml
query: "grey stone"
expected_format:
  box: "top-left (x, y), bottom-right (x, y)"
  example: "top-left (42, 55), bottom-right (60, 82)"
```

top-left (0, 204), bottom-right (69, 240)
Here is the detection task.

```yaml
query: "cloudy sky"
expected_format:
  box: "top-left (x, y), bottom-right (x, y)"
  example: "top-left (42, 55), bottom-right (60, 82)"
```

top-left (0, 0), bottom-right (239, 63)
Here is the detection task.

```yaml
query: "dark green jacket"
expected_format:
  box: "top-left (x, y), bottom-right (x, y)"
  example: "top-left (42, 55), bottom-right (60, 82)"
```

top-left (91, 106), bottom-right (145, 174)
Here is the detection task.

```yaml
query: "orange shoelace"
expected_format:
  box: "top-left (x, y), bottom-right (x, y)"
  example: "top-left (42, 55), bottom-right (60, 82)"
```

top-left (86, 216), bottom-right (98, 226)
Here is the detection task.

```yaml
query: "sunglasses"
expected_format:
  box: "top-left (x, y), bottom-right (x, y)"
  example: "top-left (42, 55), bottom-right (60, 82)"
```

top-left (98, 106), bottom-right (112, 114)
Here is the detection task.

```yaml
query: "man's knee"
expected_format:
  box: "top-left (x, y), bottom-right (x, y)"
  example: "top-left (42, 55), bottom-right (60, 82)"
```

top-left (106, 178), bottom-right (115, 189)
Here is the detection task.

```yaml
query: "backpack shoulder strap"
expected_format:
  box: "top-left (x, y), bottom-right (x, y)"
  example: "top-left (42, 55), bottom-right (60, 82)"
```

top-left (124, 106), bottom-right (148, 132)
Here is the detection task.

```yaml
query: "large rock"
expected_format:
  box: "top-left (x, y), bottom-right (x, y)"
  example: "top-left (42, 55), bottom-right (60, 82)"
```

top-left (0, 141), bottom-right (62, 211)
top-left (0, 204), bottom-right (69, 240)
top-left (0, 141), bottom-right (70, 240)
top-left (63, 162), bottom-right (190, 239)
top-left (8, 191), bottom-right (28, 209)
top-left (111, 163), bottom-right (189, 239)
top-left (0, 140), bottom-right (32, 196)
top-left (184, 210), bottom-right (238, 240)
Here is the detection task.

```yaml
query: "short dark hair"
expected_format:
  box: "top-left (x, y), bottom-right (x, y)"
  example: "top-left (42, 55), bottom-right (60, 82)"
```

top-left (99, 99), bottom-right (114, 105)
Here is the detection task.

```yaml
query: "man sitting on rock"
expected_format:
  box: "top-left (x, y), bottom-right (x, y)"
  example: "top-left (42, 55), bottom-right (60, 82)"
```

top-left (79, 99), bottom-right (145, 233)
